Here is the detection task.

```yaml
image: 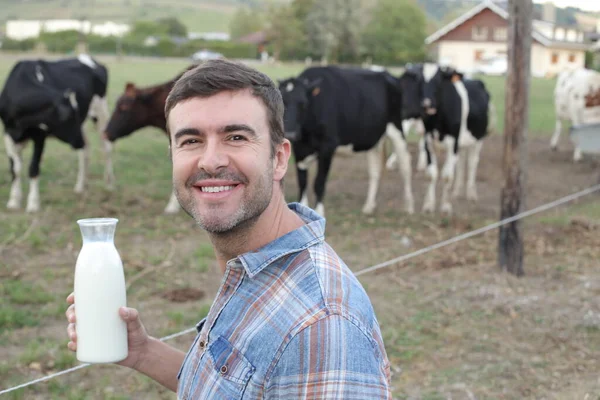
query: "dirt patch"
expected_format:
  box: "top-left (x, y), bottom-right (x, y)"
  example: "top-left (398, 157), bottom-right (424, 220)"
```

top-left (160, 287), bottom-right (206, 303)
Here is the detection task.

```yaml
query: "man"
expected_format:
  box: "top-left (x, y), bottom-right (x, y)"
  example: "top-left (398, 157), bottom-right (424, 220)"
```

top-left (66, 59), bottom-right (392, 399)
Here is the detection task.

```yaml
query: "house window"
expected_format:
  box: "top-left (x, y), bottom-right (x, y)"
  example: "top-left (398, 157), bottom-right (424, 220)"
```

top-left (472, 26), bottom-right (488, 41)
top-left (551, 53), bottom-right (559, 64)
top-left (568, 53), bottom-right (576, 63)
top-left (493, 27), bottom-right (507, 41)
top-left (474, 50), bottom-right (485, 61)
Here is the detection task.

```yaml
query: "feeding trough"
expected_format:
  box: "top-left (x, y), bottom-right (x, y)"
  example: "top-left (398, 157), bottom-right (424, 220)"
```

top-left (570, 123), bottom-right (600, 154)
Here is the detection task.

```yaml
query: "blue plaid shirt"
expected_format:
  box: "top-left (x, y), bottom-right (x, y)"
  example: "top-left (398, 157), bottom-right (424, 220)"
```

top-left (177, 203), bottom-right (392, 399)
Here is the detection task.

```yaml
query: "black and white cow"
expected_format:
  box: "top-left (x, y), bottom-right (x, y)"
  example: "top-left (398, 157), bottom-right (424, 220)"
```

top-left (387, 62), bottom-right (494, 213)
top-left (0, 54), bottom-right (111, 212)
top-left (419, 63), bottom-right (494, 214)
top-left (278, 65), bottom-right (414, 217)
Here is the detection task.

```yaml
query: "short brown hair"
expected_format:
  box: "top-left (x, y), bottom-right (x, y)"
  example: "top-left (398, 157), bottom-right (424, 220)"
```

top-left (165, 59), bottom-right (285, 156)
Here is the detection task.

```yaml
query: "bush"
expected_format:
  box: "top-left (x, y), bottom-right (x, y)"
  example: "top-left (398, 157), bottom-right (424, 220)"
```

top-left (1, 38), bottom-right (36, 51)
top-left (39, 30), bottom-right (81, 53)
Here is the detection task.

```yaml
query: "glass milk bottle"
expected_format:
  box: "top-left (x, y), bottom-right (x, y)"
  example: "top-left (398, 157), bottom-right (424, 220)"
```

top-left (74, 218), bottom-right (128, 363)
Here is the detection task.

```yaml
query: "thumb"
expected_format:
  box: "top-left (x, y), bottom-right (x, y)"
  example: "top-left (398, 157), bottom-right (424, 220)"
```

top-left (119, 307), bottom-right (142, 330)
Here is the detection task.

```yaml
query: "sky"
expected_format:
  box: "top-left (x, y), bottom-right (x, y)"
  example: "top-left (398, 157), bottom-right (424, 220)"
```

top-left (533, 0), bottom-right (600, 13)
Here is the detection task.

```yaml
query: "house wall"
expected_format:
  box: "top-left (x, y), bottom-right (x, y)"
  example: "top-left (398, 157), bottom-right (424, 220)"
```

top-left (436, 41), bottom-right (584, 78)
top-left (437, 41), bottom-right (507, 72)
top-left (534, 46), bottom-right (586, 77)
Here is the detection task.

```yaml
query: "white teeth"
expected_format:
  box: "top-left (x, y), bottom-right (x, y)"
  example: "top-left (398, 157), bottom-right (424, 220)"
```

top-left (200, 185), bottom-right (235, 193)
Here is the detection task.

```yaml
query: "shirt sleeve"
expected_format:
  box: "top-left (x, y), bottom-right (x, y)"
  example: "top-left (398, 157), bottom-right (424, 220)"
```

top-left (264, 314), bottom-right (392, 400)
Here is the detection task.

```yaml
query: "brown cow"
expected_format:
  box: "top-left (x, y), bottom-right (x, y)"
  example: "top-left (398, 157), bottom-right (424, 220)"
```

top-left (104, 66), bottom-right (194, 213)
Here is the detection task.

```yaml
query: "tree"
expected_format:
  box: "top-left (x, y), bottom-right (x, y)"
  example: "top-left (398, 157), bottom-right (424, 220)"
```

top-left (157, 17), bottom-right (188, 37)
top-left (305, 0), bottom-right (364, 63)
top-left (362, 0), bottom-right (427, 65)
top-left (229, 6), bottom-right (265, 40)
top-left (264, 0), bottom-right (317, 61)
top-left (128, 20), bottom-right (168, 39)
top-left (265, 4), bottom-right (305, 60)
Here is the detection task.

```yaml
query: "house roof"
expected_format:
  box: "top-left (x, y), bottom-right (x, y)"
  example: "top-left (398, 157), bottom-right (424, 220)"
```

top-left (425, 0), bottom-right (588, 50)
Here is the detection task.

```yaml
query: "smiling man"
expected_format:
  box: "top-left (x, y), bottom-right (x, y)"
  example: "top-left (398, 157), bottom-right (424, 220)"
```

top-left (66, 59), bottom-right (391, 399)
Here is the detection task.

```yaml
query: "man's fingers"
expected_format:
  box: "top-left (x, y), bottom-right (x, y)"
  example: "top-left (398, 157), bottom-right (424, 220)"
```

top-left (67, 323), bottom-right (77, 341)
top-left (66, 293), bottom-right (74, 304)
top-left (65, 304), bottom-right (76, 323)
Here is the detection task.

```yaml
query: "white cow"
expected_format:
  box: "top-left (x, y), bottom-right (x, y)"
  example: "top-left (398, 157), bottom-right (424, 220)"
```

top-left (550, 66), bottom-right (600, 161)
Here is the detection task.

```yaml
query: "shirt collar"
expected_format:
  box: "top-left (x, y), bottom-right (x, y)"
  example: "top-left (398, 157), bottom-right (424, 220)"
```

top-left (237, 202), bottom-right (325, 278)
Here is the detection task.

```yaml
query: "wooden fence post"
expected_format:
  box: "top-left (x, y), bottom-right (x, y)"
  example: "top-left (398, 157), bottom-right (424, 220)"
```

top-left (498, 0), bottom-right (533, 276)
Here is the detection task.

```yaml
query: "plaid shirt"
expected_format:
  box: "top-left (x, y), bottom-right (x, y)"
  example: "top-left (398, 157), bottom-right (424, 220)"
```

top-left (177, 203), bottom-right (392, 399)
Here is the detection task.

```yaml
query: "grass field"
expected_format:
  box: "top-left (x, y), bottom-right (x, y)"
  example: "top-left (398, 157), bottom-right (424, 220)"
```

top-left (1, 53), bottom-right (599, 399)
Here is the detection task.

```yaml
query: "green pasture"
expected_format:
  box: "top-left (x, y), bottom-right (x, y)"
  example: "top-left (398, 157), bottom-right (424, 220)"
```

top-left (2, 56), bottom-right (598, 400)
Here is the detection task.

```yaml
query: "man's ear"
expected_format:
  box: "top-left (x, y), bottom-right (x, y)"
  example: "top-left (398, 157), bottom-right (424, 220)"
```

top-left (273, 139), bottom-right (292, 183)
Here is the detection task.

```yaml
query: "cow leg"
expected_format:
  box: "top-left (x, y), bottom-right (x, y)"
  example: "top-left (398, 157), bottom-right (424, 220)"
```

top-left (362, 141), bottom-right (383, 215)
top-left (385, 119), bottom-right (413, 171)
top-left (103, 139), bottom-right (115, 190)
top-left (4, 134), bottom-right (24, 209)
top-left (452, 145), bottom-right (466, 199)
top-left (415, 120), bottom-right (427, 171)
top-left (422, 133), bottom-right (438, 213)
top-left (74, 146), bottom-right (89, 194)
top-left (297, 153), bottom-right (316, 207)
top-left (550, 118), bottom-right (562, 150)
top-left (466, 141), bottom-right (483, 202)
top-left (26, 136), bottom-right (46, 212)
top-left (385, 123), bottom-right (414, 214)
top-left (313, 150), bottom-right (335, 217)
top-left (164, 189), bottom-right (181, 214)
top-left (440, 136), bottom-right (458, 215)
top-left (90, 95), bottom-right (116, 190)
top-left (298, 168), bottom-right (309, 207)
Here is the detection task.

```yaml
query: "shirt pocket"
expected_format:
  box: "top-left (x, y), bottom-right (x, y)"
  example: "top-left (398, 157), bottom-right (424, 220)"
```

top-left (206, 335), bottom-right (256, 398)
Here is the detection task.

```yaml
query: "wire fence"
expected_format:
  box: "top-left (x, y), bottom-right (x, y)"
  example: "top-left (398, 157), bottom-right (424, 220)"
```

top-left (2, 182), bottom-right (600, 396)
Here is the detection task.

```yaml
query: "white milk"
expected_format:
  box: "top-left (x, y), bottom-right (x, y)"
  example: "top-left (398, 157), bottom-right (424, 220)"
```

top-left (74, 241), bottom-right (128, 363)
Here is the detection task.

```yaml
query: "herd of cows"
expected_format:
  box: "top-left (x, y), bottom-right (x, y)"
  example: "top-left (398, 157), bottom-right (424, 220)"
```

top-left (0, 54), bottom-right (598, 217)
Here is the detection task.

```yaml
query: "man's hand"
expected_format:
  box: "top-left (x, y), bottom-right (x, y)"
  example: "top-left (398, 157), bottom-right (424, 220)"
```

top-left (65, 292), bottom-right (150, 369)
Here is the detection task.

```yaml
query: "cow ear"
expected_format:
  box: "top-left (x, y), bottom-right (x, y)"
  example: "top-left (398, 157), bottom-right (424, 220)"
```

top-left (124, 82), bottom-right (136, 97)
top-left (305, 77), bottom-right (323, 96)
top-left (451, 73), bottom-right (463, 83)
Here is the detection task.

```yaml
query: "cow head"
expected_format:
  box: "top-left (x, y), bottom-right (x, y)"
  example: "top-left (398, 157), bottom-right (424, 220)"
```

top-left (399, 66), bottom-right (424, 120)
top-left (104, 82), bottom-right (165, 142)
top-left (422, 64), bottom-right (463, 116)
top-left (278, 77), bottom-right (322, 142)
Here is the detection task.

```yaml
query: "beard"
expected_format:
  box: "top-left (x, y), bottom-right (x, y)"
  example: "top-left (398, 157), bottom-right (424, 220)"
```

top-left (174, 164), bottom-right (274, 234)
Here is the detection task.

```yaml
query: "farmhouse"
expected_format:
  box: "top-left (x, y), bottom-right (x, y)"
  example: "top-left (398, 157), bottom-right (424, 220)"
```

top-left (426, 0), bottom-right (591, 78)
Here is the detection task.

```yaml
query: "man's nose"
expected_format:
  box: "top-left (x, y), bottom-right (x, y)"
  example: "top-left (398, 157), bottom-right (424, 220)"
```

top-left (197, 140), bottom-right (228, 173)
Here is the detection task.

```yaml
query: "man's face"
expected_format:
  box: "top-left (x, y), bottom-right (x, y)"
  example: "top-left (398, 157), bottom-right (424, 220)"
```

top-left (168, 89), bottom-right (286, 233)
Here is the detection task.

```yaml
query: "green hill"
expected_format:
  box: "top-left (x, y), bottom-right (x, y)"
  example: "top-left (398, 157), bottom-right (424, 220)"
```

top-left (0, 0), bottom-right (284, 33)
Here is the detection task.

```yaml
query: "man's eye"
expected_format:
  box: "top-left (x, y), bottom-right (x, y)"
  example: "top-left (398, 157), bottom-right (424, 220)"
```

top-left (181, 138), bottom-right (199, 146)
top-left (229, 135), bottom-right (246, 141)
